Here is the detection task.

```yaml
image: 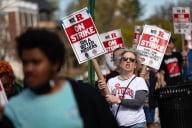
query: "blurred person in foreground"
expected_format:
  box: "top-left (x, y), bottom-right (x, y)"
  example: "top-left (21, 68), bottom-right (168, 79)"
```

top-left (0, 61), bottom-right (23, 99)
top-left (0, 28), bottom-right (119, 128)
top-left (98, 48), bottom-right (148, 128)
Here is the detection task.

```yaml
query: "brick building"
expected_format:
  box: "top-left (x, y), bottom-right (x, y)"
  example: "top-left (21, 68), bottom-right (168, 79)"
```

top-left (0, 0), bottom-right (38, 80)
top-left (0, 0), bottom-right (85, 80)
top-left (1, 0), bottom-right (38, 58)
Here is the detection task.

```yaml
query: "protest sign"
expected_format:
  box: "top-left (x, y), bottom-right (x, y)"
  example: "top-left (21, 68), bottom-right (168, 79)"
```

top-left (60, 7), bottom-right (110, 95)
top-left (0, 80), bottom-right (8, 106)
top-left (132, 25), bottom-right (142, 50)
top-left (100, 29), bottom-right (124, 70)
top-left (137, 25), bottom-right (171, 70)
top-left (173, 7), bottom-right (191, 34)
top-left (60, 7), bottom-right (106, 64)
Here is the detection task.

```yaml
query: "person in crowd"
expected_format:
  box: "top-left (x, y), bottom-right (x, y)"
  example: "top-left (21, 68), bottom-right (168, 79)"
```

top-left (169, 37), bottom-right (177, 52)
top-left (139, 66), bottom-right (158, 128)
top-left (0, 28), bottom-right (119, 128)
top-left (98, 48), bottom-right (148, 128)
top-left (0, 61), bottom-right (23, 99)
top-left (105, 47), bottom-right (127, 82)
top-left (158, 37), bottom-right (183, 87)
top-left (181, 40), bottom-right (192, 82)
top-left (95, 47), bottom-right (126, 95)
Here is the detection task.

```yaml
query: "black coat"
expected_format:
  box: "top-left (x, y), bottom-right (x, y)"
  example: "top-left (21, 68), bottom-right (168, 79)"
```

top-left (70, 79), bottom-right (119, 128)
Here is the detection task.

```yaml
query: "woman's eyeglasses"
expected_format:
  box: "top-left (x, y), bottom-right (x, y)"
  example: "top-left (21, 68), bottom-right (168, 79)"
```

top-left (122, 57), bottom-right (136, 62)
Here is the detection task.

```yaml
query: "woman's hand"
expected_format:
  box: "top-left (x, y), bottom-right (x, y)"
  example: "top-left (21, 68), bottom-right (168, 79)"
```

top-left (98, 80), bottom-right (107, 90)
top-left (105, 95), bottom-right (121, 104)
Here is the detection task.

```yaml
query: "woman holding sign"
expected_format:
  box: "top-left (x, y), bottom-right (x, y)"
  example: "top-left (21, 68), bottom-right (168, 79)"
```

top-left (98, 48), bottom-right (148, 128)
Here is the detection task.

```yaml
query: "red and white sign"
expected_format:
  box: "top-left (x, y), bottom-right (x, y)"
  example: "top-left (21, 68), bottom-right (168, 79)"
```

top-left (132, 25), bottom-right (142, 49)
top-left (100, 29), bottom-right (125, 70)
top-left (173, 7), bottom-right (191, 34)
top-left (0, 80), bottom-right (8, 106)
top-left (137, 25), bottom-right (171, 70)
top-left (60, 7), bottom-right (106, 64)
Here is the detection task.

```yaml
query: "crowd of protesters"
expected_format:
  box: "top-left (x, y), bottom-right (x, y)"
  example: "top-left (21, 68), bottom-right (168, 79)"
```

top-left (0, 26), bottom-right (191, 128)
top-left (97, 37), bottom-right (192, 128)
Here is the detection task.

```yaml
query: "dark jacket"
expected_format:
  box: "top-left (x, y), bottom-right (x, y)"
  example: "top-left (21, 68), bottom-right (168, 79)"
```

top-left (70, 79), bottom-right (119, 128)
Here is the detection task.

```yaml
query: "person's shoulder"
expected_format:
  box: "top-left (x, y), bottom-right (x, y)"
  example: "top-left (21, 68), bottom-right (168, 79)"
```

top-left (107, 75), bottom-right (119, 82)
top-left (66, 78), bottom-right (107, 104)
top-left (172, 51), bottom-right (182, 57)
top-left (66, 78), bottom-right (90, 88)
top-left (106, 71), bottom-right (119, 78)
top-left (135, 76), bottom-right (146, 82)
top-left (66, 78), bottom-right (100, 94)
top-left (14, 82), bottom-right (23, 93)
top-left (7, 89), bottom-right (31, 105)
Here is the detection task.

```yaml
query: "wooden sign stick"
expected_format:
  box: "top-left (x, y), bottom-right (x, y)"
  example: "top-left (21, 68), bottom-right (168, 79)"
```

top-left (91, 58), bottom-right (110, 95)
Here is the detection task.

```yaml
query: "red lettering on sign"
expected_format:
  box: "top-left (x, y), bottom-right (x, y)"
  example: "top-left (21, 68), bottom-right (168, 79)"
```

top-left (103, 38), bottom-right (123, 48)
top-left (158, 31), bottom-right (164, 38)
top-left (139, 34), bottom-right (168, 53)
top-left (111, 33), bottom-right (117, 38)
top-left (65, 18), bottom-right (97, 43)
top-left (75, 14), bottom-right (84, 21)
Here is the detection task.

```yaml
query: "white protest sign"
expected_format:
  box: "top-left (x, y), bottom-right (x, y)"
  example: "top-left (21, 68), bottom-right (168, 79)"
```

top-left (173, 7), bottom-right (191, 34)
top-left (137, 25), bottom-right (171, 70)
top-left (132, 25), bottom-right (142, 50)
top-left (100, 29), bottom-right (125, 70)
top-left (60, 7), bottom-right (106, 64)
top-left (0, 80), bottom-right (8, 106)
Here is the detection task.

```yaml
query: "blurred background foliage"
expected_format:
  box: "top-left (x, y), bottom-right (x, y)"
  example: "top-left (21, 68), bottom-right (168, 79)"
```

top-left (64, 0), bottom-right (192, 49)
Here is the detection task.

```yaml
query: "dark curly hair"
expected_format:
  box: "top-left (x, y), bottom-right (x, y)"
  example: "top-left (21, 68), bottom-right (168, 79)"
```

top-left (16, 28), bottom-right (65, 71)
